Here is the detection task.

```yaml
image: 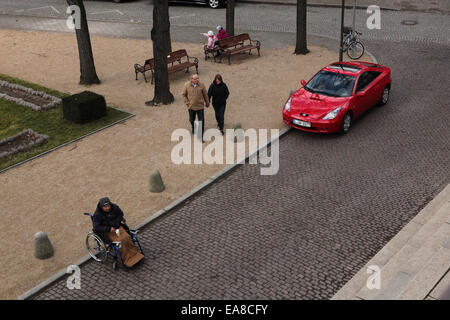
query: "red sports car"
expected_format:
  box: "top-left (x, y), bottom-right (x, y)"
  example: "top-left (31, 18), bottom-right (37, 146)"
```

top-left (282, 61), bottom-right (392, 134)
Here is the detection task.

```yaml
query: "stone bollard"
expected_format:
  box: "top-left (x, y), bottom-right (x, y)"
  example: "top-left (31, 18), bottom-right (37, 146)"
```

top-left (149, 169), bottom-right (165, 193)
top-left (232, 122), bottom-right (244, 143)
top-left (34, 232), bottom-right (54, 260)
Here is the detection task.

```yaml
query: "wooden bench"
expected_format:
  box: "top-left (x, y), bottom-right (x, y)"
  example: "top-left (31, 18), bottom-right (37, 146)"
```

top-left (134, 49), bottom-right (199, 84)
top-left (214, 34), bottom-right (261, 65)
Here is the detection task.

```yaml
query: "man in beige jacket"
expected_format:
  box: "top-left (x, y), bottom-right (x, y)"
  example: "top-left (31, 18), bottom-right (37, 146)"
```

top-left (182, 74), bottom-right (209, 140)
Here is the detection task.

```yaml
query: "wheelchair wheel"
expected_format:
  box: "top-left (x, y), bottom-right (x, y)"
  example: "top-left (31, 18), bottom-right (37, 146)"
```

top-left (86, 232), bottom-right (108, 262)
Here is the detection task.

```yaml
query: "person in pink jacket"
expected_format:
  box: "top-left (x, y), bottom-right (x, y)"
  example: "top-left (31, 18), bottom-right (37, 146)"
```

top-left (201, 30), bottom-right (217, 49)
top-left (216, 26), bottom-right (229, 40)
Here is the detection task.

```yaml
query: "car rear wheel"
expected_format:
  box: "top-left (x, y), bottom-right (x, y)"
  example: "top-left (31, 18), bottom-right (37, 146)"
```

top-left (380, 86), bottom-right (390, 106)
top-left (208, 0), bottom-right (222, 8)
top-left (340, 112), bottom-right (352, 134)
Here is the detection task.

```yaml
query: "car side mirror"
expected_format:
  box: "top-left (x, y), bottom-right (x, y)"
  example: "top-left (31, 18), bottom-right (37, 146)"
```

top-left (301, 80), bottom-right (307, 87)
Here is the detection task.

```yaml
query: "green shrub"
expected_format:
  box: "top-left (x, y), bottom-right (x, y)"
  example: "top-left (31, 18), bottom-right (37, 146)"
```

top-left (62, 91), bottom-right (107, 123)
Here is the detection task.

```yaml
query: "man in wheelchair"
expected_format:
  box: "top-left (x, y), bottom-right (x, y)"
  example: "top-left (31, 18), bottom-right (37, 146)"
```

top-left (93, 197), bottom-right (144, 268)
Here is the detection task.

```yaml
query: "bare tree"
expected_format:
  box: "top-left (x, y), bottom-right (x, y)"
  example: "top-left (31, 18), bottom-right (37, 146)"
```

top-left (226, 0), bottom-right (235, 37)
top-left (168, 31), bottom-right (172, 54)
top-left (66, 0), bottom-right (100, 85)
top-left (294, 0), bottom-right (309, 55)
top-left (145, 0), bottom-right (174, 106)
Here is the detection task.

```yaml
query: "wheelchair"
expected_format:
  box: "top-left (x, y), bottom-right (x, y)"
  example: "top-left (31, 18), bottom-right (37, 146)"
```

top-left (84, 212), bottom-right (144, 270)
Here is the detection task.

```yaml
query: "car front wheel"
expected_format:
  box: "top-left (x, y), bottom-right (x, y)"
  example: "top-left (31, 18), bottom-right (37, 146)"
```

top-left (380, 86), bottom-right (390, 106)
top-left (340, 112), bottom-right (352, 134)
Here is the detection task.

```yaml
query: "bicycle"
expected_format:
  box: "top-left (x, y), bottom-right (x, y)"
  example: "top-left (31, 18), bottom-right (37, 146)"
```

top-left (342, 27), bottom-right (365, 60)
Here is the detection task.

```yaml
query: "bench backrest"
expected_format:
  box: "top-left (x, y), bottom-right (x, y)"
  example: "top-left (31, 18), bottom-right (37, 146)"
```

top-left (217, 33), bottom-right (251, 49)
top-left (167, 49), bottom-right (188, 64)
top-left (144, 49), bottom-right (189, 68)
top-left (144, 58), bottom-right (155, 68)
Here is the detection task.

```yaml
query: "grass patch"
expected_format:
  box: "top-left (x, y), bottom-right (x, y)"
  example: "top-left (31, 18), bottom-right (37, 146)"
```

top-left (0, 74), bottom-right (132, 171)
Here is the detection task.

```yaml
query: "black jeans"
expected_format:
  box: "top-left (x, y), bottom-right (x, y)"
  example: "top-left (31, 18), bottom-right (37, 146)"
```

top-left (188, 109), bottom-right (204, 137)
top-left (213, 104), bottom-right (226, 131)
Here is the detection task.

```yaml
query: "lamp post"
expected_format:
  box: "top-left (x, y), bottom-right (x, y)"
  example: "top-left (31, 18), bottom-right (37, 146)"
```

top-left (352, 0), bottom-right (356, 32)
top-left (339, 0), bottom-right (345, 61)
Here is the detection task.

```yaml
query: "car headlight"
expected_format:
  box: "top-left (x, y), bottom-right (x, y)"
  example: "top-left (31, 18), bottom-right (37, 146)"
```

top-left (322, 107), bottom-right (342, 120)
top-left (284, 96), bottom-right (292, 112)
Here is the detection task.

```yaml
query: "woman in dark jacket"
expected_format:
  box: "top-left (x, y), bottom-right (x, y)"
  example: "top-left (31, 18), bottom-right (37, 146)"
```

top-left (208, 74), bottom-right (230, 135)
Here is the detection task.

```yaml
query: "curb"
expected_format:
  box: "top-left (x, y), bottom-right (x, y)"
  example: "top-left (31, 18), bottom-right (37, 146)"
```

top-left (0, 107), bottom-right (135, 175)
top-left (17, 255), bottom-right (91, 300)
top-left (307, 31), bottom-right (378, 65)
top-left (18, 125), bottom-right (292, 300)
top-left (238, 0), bottom-right (400, 11)
top-left (365, 50), bottom-right (378, 64)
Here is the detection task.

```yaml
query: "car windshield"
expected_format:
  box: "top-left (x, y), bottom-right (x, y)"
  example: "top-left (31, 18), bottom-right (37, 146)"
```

top-left (305, 71), bottom-right (356, 97)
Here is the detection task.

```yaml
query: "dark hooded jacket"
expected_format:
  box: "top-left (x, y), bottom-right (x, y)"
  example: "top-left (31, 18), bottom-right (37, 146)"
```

top-left (208, 81), bottom-right (229, 107)
top-left (93, 198), bottom-right (124, 234)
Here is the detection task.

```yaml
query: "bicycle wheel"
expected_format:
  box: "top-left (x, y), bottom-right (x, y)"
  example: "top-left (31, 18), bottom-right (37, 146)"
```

top-left (86, 232), bottom-right (108, 262)
top-left (347, 41), bottom-right (364, 60)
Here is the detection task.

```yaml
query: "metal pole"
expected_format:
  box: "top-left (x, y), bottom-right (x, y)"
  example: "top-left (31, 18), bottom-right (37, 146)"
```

top-left (352, 0), bottom-right (356, 32)
top-left (339, 0), bottom-right (345, 61)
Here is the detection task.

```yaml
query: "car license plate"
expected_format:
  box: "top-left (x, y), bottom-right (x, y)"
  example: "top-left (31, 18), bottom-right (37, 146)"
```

top-left (293, 119), bottom-right (311, 127)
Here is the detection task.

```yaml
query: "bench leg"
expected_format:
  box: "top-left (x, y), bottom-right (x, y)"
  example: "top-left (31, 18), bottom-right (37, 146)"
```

top-left (195, 65), bottom-right (199, 74)
top-left (257, 47), bottom-right (261, 56)
top-left (143, 72), bottom-right (148, 83)
top-left (228, 55), bottom-right (231, 65)
top-left (135, 71), bottom-right (138, 81)
top-left (151, 73), bottom-right (154, 85)
top-left (185, 67), bottom-right (190, 73)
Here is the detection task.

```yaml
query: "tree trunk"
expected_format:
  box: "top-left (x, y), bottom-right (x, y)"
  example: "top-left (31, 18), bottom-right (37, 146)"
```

top-left (67, 0), bottom-right (100, 85)
top-left (294, 0), bottom-right (309, 55)
top-left (226, 0), bottom-right (235, 37)
top-left (146, 0), bottom-right (174, 106)
top-left (168, 31), bottom-right (172, 54)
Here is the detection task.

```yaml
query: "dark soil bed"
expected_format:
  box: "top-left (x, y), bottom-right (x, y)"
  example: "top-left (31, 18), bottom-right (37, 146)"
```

top-left (0, 86), bottom-right (54, 106)
top-left (0, 130), bottom-right (48, 159)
